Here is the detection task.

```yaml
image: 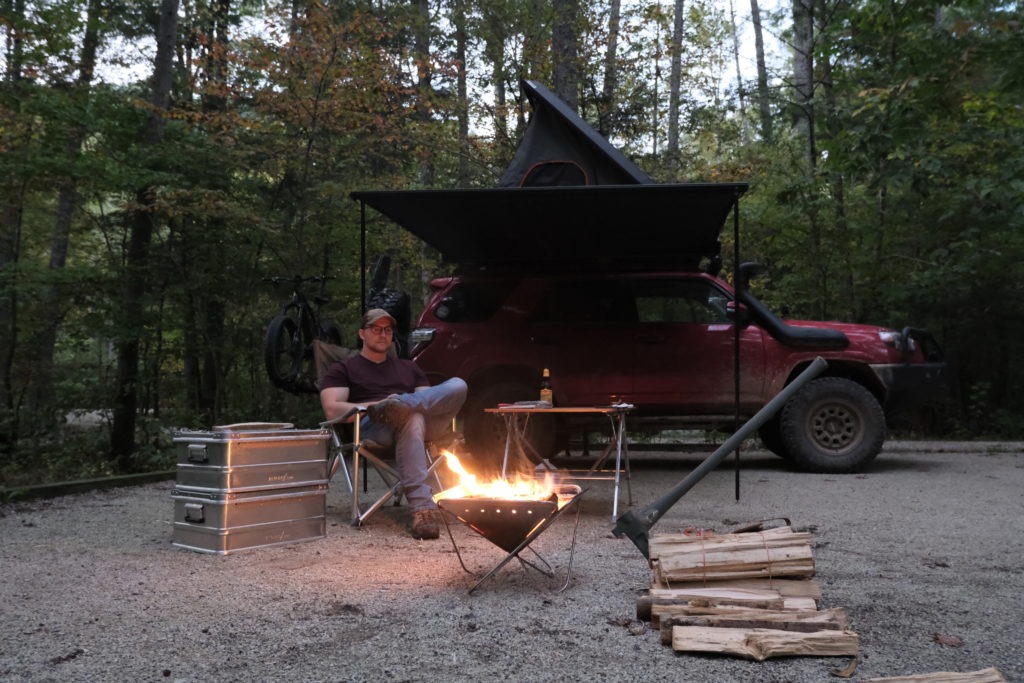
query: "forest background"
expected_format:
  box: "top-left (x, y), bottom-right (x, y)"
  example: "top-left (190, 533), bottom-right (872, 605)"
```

top-left (1, 0), bottom-right (1021, 487)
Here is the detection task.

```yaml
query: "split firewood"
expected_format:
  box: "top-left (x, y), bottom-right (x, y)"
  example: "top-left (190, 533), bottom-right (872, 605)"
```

top-left (645, 601), bottom-right (771, 625)
top-left (652, 577), bottom-right (823, 600)
top-left (650, 526), bottom-right (815, 583)
top-left (644, 586), bottom-right (784, 626)
top-left (658, 607), bottom-right (850, 645)
top-left (648, 524), bottom-right (804, 556)
top-left (862, 668), bottom-right (1007, 683)
top-left (671, 625), bottom-right (859, 660)
top-left (638, 583), bottom-right (821, 620)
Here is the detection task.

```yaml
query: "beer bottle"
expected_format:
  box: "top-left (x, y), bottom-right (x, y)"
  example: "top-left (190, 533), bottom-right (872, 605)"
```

top-left (540, 368), bottom-right (553, 405)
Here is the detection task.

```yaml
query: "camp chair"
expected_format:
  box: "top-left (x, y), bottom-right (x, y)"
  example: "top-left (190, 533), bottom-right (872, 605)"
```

top-left (313, 340), bottom-right (457, 527)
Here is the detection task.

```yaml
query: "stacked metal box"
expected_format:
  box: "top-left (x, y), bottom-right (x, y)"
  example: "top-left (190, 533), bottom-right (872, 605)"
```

top-left (171, 423), bottom-right (331, 554)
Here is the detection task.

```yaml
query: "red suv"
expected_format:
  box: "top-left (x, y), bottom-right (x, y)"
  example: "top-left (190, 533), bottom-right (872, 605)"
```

top-left (405, 265), bottom-right (946, 473)
top-left (348, 81), bottom-right (947, 473)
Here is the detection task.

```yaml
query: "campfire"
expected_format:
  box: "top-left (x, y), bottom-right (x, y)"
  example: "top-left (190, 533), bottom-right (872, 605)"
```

top-left (432, 452), bottom-right (584, 592)
top-left (433, 451), bottom-right (564, 506)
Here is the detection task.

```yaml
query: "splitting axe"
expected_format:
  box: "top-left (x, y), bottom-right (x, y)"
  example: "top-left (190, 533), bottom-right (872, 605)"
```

top-left (612, 356), bottom-right (828, 558)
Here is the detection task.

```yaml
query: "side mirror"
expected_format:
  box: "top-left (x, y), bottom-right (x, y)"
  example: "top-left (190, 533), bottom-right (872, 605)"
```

top-left (726, 300), bottom-right (752, 326)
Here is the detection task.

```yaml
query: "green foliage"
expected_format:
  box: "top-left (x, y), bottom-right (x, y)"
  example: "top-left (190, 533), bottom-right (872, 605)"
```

top-left (3, 0), bottom-right (1024, 488)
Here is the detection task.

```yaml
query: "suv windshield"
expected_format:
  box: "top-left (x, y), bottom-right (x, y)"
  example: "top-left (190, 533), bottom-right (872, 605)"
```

top-left (530, 277), bottom-right (731, 325)
top-left (433, 280), bottom-right (517, 322)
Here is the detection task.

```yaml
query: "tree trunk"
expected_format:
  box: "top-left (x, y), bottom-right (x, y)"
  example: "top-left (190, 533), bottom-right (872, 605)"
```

top-left (111, 0), bottom-right (179, 466)
top-left (552, 0), bottom-right (579, 110)
top-left (727, 0), bottom-right (748, 142)
top-left (0, 0), bottom-right (27, 450)
top-left (415, 0), bottom-right (434, 186)
top-left (452, 0), bottom-right (469, 188)
top-left (791, 0), bottom-right (826, 317)
top-left (198, 0), bottom-right (231, 426)
top-left (817, 15), bottom-right (855, 319)
top-left (792, 0), bottom-right (815, 163)
top-left (30, 0), bottom-right (103, 419)
top-left (481, 8), bottom-right (508, 143)
top-left (667, 0), bottom-right (685, 175)
top-left (750, 0), bottom-right (773, 142)
top-left (598, 0), bottom-right (621, 137)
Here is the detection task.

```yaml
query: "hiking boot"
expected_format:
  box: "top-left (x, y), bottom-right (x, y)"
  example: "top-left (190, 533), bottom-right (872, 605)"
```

top-left (410, 509), bottom-right (440, 540)
top-left (368, 397), bottom-right (414, 427)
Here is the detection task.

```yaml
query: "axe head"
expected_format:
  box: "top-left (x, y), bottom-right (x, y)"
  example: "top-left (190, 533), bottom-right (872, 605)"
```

top-left (612, 509), bottom-right (651, 558)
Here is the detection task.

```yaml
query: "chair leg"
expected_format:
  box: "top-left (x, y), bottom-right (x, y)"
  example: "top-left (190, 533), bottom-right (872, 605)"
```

top-left (351, 448), bottom-right (404, 527)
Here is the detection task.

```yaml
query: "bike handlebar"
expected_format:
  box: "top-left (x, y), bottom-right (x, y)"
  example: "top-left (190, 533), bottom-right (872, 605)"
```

top-left (263, 274), bottom-right (335, 287)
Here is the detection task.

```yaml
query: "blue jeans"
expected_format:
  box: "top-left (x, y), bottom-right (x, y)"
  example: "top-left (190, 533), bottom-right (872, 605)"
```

top-left (360, 377), bottom-right (468, 511)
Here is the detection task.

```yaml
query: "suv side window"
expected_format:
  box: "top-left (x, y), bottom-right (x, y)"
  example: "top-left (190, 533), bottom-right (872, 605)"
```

top-left (434, 280), bottom-right (517, 322)
top-left (632, 278), bottom-right (731, 324)
top-left (531, 280), bottom-right (637, 323)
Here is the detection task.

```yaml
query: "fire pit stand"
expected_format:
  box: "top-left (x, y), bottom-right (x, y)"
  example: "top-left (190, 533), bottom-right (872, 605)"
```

top-left (437, 485), bottom-right (586, 594)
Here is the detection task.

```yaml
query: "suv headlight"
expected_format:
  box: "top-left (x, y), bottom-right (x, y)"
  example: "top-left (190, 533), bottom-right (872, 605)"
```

top-left (879, 330), bottom-right (915, 352)
top-left (409, 328), bottom-right (435, 344)
top-left (409, 328), bottom-right (436, 356)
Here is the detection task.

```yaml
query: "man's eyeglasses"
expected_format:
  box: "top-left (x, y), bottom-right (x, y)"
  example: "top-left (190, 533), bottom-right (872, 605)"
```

top-left (364, 325), bottom-right (394, 335)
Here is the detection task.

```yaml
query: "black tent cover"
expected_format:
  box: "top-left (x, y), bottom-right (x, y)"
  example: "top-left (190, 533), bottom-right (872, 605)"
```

top-left (351, 80), bottom-right (748, 271)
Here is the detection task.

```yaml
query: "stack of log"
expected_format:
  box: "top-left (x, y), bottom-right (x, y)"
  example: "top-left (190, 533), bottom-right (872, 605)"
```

top-left (637, 524), bottom-right (1008, 681)
top-left (638, 524), bottom-right (860, 661)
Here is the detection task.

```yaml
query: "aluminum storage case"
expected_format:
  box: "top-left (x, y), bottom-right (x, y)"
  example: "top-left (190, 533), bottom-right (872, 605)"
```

top-left (172, 423), bottom-right (330, 492)
top-left (171, 484), bottom-right (327, 555)
top-left (170, 423), bottom-right (332, 554)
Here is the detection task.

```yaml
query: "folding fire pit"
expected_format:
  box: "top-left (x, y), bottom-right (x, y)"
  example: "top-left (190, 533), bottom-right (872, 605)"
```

top-left (438, 484), bottom-right (585, 594)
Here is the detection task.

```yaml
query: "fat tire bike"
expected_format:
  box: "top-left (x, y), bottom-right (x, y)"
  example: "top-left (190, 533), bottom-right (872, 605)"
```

top-left (264, 274), bottom-right (343, 394)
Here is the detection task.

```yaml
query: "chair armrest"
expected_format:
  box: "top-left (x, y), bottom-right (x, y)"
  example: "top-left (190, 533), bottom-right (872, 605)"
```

top-left (319, 406), bottom-right (365, 429)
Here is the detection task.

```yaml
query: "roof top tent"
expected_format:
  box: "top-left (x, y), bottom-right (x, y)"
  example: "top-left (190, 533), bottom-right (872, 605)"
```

top-left (499, 80), bottom-right (654, 187)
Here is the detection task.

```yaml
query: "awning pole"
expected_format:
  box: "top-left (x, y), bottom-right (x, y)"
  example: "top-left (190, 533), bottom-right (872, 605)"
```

top-left (733, 189), bottom-right (742, 501)
top-left (359, 200), bottom-right (366, 312)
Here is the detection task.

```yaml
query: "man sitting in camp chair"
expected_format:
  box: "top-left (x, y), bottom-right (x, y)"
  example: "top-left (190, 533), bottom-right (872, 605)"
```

top-left (319, 308), bottom-right (467, 539)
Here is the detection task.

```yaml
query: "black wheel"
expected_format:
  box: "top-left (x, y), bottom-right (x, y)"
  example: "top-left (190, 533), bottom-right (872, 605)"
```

top-left (264, 314), bottom-right (303, 390)
top-left (462, 381), bottom-right (559, 471)
top-left (757, 415), bottom-right (790, 458)
top-left (779, 377), bottom-right (886, 473)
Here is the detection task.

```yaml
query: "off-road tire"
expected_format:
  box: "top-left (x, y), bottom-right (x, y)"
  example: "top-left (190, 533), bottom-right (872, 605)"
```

top-left (264, 314), bottom-right (302, 390)
top-left (757, 415), bottom-right (789, 458)
top-left (780, 376), bottom-right (885, 473)
top-left (462, 381), bottom-right (559, 471)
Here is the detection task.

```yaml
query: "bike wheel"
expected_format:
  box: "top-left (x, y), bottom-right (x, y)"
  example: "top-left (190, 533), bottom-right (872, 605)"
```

top-left (264, 314), bottom-right (303, 389)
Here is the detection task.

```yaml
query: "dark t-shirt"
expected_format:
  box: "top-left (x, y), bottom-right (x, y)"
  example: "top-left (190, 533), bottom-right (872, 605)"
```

top-left (320, 354), bottom-right (428, 403)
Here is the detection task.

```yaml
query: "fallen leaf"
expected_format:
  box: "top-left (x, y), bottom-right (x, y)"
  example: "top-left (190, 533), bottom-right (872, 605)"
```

top-left (829, 657), bottom-right (859, 678)
top-left (932, 632), bottom-right (963, 647)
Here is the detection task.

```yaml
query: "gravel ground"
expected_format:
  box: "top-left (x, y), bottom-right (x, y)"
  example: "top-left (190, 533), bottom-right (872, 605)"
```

top-left (1, 441), bottom-right (1022, 683)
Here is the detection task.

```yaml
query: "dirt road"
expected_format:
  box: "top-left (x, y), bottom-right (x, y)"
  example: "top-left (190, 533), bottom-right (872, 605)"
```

top-left (1, 441), bottom-right (1021, 682)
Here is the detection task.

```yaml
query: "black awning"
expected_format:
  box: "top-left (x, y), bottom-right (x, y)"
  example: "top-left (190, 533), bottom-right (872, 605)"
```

top-left (351, 183), bottom-right (747, 271)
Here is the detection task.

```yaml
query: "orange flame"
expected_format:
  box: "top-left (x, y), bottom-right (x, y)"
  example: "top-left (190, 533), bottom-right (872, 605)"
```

top-left (433, 451), bottom-right (555, 502)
